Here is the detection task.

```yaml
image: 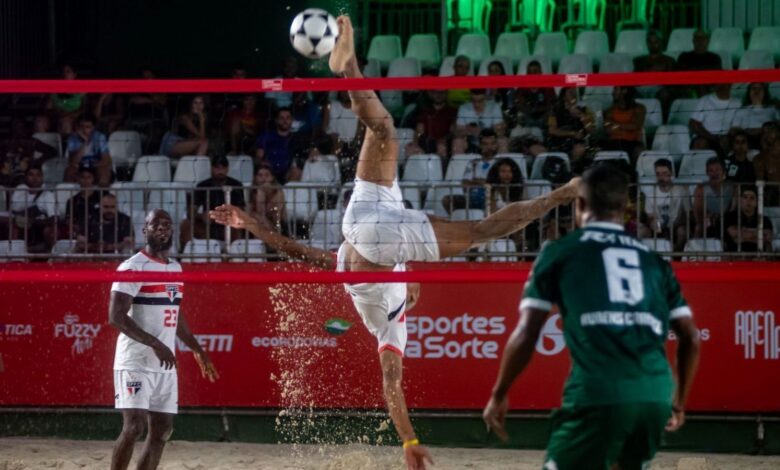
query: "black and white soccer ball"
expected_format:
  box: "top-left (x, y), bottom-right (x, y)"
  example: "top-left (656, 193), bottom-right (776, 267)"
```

top-left (290, 9), bottom-right (339, 59)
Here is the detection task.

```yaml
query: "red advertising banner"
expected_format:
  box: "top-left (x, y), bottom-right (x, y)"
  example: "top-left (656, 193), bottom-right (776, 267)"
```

top-left (0, 262), bottom-right (778, 412)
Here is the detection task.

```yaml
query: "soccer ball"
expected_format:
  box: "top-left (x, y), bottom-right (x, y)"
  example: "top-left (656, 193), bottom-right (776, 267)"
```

top-left (290, 9), bottom-right (339, 59)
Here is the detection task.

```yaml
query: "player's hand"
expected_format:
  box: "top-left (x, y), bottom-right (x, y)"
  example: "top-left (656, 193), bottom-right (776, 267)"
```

top-left (403, 444), bottom-right (433, 470)
top-left (665, 408), bottom-right (685, 432)
top-left (209, 204), bottom-right (249, 229)
top-left (194, 350), bottom-right (220, 382)
top-left (152, 343), bottom-right (176, 370)
top-left (483, 395), bottom-right (510, 442)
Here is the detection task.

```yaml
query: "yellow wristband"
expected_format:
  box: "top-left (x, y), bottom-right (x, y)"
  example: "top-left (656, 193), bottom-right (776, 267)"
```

top-left (402, 438), bottom-right (419, 449)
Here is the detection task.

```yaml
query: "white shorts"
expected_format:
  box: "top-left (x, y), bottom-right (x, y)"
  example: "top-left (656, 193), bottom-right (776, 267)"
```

top-left (114, 369), bottom-right (178, 414)
top-left (337, 244), bottom-right (408, 356)
top-left (342, 178), bottom-right (439, 266)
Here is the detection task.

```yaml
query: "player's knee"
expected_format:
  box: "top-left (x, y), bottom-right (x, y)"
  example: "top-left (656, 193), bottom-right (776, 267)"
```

top-left (122, 416), bottom-right (145, 440)
top-left (150, 424), bottom-right (173, 444)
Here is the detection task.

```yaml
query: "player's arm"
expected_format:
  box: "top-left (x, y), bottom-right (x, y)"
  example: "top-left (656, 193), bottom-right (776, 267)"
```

top-left (329, 16), bottom-right (394, 139)
top-left (176, 313), bottom-right (219, 382)
top-left (667, 315), bottom-right (701, 431)
top-left (379, 351), bottom-right (434, 470)
top-left (108, 291), bottom-right (176, 370)
top-left (209, 204), bottom-right (335, 270)
top-left (483, 306), bottom-right (548, 441)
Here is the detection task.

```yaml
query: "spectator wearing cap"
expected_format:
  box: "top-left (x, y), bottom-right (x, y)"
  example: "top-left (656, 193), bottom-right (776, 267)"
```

top-left (724, 185), bottom-right (773, 253)
top-left (180, 156), bottom-right (246, 247)
top-left (65, 113), bottom-right (114, 186)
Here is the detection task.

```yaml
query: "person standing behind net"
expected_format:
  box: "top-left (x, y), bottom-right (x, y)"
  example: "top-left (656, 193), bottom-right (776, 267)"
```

top-left (326, 15), bottom-right (579, 469)
top-left (483, 164), bottom-right (701, 470)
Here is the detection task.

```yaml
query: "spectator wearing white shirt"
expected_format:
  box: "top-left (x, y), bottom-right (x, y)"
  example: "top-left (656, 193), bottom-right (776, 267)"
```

top-left (689, 84), bottom-right (741, 153)
top-left (643, 159), bottom-right (690, 250)
top-left (456, 89), bottom-right (505, 142)
top-left (10, 166), bottom-right (57, 253)
top-left (327, 91), bottom-right (359, 143)
top-left (730, 83), bottom-right (780, 148)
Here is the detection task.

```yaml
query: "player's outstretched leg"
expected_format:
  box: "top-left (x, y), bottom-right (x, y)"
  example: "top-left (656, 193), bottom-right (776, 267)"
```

top-left (431, 178), bottom-right (580, 258)
top-left (329, 15), bottom-right (356, 76)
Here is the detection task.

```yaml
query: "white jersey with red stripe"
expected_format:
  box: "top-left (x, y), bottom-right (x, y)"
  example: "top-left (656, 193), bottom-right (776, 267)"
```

top-left (112, 250), bottom-right (183, 373)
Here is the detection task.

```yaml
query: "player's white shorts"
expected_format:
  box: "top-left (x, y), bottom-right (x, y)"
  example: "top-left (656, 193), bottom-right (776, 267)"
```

top-left (343, 178), bottom-right (439, 266)
top-left (337, 244), bottom-right (408, 356)
top-left (114, 369), bottom-right (178, 414)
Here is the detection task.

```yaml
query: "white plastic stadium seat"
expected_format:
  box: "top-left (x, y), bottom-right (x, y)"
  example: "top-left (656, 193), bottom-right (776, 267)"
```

top-left (0, 240), bottom-right (28, 262)
top-left (485, 238), bottom-right (517, 262)
top-left (641, 238), bottom-right (673, 260)
top-left (614, 29), bottom-right (649, 59)
top-left (396, 127), bottom-right (416, 165)
top-left (517, 55), bottom-right (553, 75)
top-left (282, 182), bottom-right (320, 223)
top-left (173, 156), bottom-right (210, 185)
top-left (494, 32), bottom-right (530, 68)
top-left (131, 210), bottom-right (147, 249)
top-left (382, 57), bottom-right (422, 113)
top-left (227, 155), bottom-right (253, 185)
top-left (651, 125), bottom-right (690, 161)
top-left (455, 33), bottom-right (491, 67)
top-left (309, 209), bottom-right (343, 250)
top-left (445, 154), bottom-right (481, 181)
top-left (594, 151), bottom-right (630, 164)
top-left (557, 54), bottom-right (593, 74)
top-left (738, 50), bottom-right (774, 70)
top-left (636, 151), bottom-right (674, 180)
top-left (478, 56), bottom-right (513, 76)
top-left (112, 182), bottom-right (146, 215)
top-left (42, 158), bottom-right (67, 186)
top-left (582, 87), bottom-right (614, 111)
top-left (133, 156), bottom-right (171, 183)
top-left (530, 152), bottom-right (571, 180)
top-left (677, 150), bottom-right (717, 180)
top-left (362, 59), bottom-right (382, 78)
top-left (598, 53), bottom-right (634, 73)
top-left (524, 179), bottom-right (552, 199)
top-left (667, 99), bottom-right (699, 126)
top-left (146, 182), bottom-right (189, 223)
top-left (367, 35), bottom-right (402, 68)
top-left (399, 182), bottom-right (423, 209)
top-left (451, 208), bottom-right (485, 221)
top-left (748, 26), bottom-right (780, 64)
top-left (301, 155), bottom-right (340, 185)
top-left (636, 98), bottom-right (662, 137)
top-left (51, 239), bottom-right (77, 256)
top-left (54, 183), bottom-right (80, 217)
top-left (228, 239), bottom-right (266, 263)
top-left (405, 34), bottom-right (441, 69)
top-left (710, 27), bottom-right (745, 66)
top-left (402, 154), bottom-right (443, 185)
top-left (533, 32), bottom-right (568, 68)
top-left (574, 31), bottom-right (610, 67)
top-left (108, 131), bottom-right (143, 168)
top-left (665, 28), bottom-right (695, 56)
top-left (181, 239), bottom-right (222, 263)
top-left (32, 132), bottom-right (63, 158)
top-left (683, 238), bottom-right (722, 262)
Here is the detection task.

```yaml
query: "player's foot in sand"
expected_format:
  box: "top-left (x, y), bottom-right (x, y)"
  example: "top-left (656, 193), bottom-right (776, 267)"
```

top-left (329, 15), bottom-right (356, 75)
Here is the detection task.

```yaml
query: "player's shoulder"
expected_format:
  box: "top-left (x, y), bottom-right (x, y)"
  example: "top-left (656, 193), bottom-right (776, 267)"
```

top-left (116, 251), bottom-right (182, 272)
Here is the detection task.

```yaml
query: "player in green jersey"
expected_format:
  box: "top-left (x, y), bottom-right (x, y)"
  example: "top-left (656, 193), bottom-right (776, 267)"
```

top-left (483, 164), bottom-right (701, 470)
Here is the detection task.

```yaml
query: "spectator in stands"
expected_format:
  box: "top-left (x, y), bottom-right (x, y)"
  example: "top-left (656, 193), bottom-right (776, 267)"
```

top-left (442, 129), bottom-right (498, 214)
top-left (290, 91), bottom-right (325, 136)
top-left (547, 87), bottom-right (595, 163)
top-left (416, 89), bottom-right (458, 154)
top-left (604, 86), bottom-right (646, 163)
top-left (64, 113), bottom-right (113, 187)
top-left (677, 29), bottom-right (722, 71)
top-left (10, 166), bottom-right (57, 253)
top-left (456, 89), bottom-right (505, 144)
top-left (731, 83), bottom-right (780, 148)
top-left (485, 60), bottom-right (513, 110)
top-left (0, 119), bottom-right (57, 188)
top-left (255, 107), bottom-right (295, 183)
top-left (46, 63), bottom-right (85, 136)
top-left (643, 159), bottom-right (690, 250)
top-left (693, 157), bottom-right (736, 238)
top-left (92, 92), bottom-right (126, 135)
top-left (266, 56), bottom-right (300, 108)
top-left (507, 60), bottom-right (556, 129)
top-left (75, 193), bottom-right (132, 254)
top-left (161, 95), bottom-right (209, 159)
top-left (127, 68), bottom-right (169, 152)
top-left (724, 185), bottom-right (773, 253)
top-left (633, 30), bottom-right (677, 119)
top-left (689, 84), bottom-right (741, 154)
top-left (447, 55), bottom-right (472, 107)
top-left (180, 156), bottom-right (246, 248)
top-left (327, 91), bottom-right (360, 146)
top-left (753, 125), bottom-right (780, 205)
top-left (227, 94), bottom-right (268, 155)
top-left (249, 163), bottom-right (286, 233)
top-left (723, 131), bottom-right (757, 184)
top-left (63, 166), bottom-right (102, 236)
top-left (486, 157), bottom-right (523, 212)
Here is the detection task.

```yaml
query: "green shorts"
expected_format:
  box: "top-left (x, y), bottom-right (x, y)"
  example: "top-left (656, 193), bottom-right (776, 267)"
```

top-left (544, 402), bottom-right (671, 470)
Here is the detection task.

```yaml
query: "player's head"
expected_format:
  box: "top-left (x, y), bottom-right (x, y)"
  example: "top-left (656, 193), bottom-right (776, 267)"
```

top-left (144, 209), bottom-right (173, 252)
top-left (576, 163), bottom-right (629, 226)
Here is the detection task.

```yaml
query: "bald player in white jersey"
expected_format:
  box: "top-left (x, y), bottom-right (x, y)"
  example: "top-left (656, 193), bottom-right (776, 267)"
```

top-left (109, 209), bottom-right (218, 470)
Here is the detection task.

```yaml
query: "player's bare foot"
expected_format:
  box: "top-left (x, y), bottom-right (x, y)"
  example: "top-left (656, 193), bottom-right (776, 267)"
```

top-left (329, 15), bottom-right (356, 75)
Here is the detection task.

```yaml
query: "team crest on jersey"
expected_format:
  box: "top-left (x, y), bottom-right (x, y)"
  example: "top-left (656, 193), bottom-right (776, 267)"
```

top-left (126, 381), bottom-right (142, 395)
top-left (165, 285), bottom-right (179, 303)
